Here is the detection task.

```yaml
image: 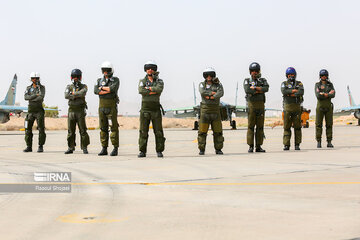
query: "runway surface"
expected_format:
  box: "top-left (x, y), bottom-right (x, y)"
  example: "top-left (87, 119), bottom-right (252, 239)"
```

top-left (0, 125), bottom-right (359, 240)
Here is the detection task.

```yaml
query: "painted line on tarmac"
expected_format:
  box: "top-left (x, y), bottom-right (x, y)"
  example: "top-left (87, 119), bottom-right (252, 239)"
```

top-left (57, 214), bottom-right (128, 223)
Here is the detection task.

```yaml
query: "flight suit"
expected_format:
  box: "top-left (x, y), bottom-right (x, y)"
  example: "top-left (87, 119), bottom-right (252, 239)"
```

top-left (315, 81), bottom-right (335, 142)
top-left (244, 77), bottom-right (269, 147)
top-left (94, 76), bottom-right (120, 148)
top-left (281, 79), bottom-right (304, 146)
top-left (65, 82), bottom-right (90, 150)
top-left (24, 83), bottom-right (46, 147)
top-left (138, 73), bottom-right (165, 153)
top-left (138, 72), bottom-right (166, 153)
top-left (198, 79), bottom-right (224, 151)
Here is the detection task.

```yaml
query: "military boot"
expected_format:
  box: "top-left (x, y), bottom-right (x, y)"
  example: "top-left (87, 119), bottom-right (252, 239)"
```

top-left (64, 148), bottom-right (74, 154)
top-left (110, 148), bottom-right (118, 156)
top-left (295, 145), bottom-right (300, 150)
top-left (23, 146), bottom-right (32, 152)
top-left (215, 150), bottom-right (223, 155)
top-left (255, 146), bottom-right (266, 153)
top-left (199, 150), bottom-right (205, 155)
top-left (98, 147), bottom-right (108, 156)
top-left (317, 141), bottom-right (322, 148)
top-left (157, 152), bottom-right (163, 158)
top-left (37, 145), bottom-right (44, 153)
top-left (83, 148), bottom-right (88, 154)
top-left (327, 141), bottom-right (334, 148)
top-left (248, 145), bottom-right (254, 153)
top-left (138, 151), bottom-right (146, 158)
top-left (283, 145), bottom-right (290, 151)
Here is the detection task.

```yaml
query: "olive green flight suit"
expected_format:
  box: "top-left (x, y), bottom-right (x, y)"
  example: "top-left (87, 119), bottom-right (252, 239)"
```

top-left (315, 81), bottom-right (335, 141)
top-left (24, 83), bottom-right (46, 147)
top-left (65, 82), bottom-right (90, 150)
top-left (138, 73), bottom-right (165, 153)
top-left (198, 78), bottom-right (224, 151)
top-left (281, 79), bottom-right (304, 146)
top-left (244, 77), bottom-right (269, 147)
top-left (94, 76), bottom-right (120, 148)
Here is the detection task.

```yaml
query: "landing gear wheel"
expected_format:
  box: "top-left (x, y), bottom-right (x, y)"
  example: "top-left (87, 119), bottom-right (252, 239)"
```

top-left (231, 120), bottom-right (237, 130)
top-left (193, 121), bottom-right (199, 130)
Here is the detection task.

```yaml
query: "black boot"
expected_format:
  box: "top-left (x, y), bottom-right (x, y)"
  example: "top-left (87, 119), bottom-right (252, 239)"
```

top-left (283, 145), bottom-right (290, 151)
top-left (64, 148), bottom-right (74, 154)
top-left (327, 141), bottom-right (334, 148)
top-left (23, 146), bottom-right (32, 152)
top-left (37, 145), bottom-right (43, 153)
top-left (199, 150), bottom-right (205, 155)
top-left (98, 147), bottom-right (108, 156)
top-left (255, 146), bottom-right (266, 152)
top-left (317, 141), bottom-right (321, 148)
top-left (215, 150), bottom-right (223, 155)
top-left (157, 152), bottom-right (163, 158)
top-left (83, 148), bottom-right (88, 154)
top-left (295, 145), bottom-right (300, 150)
top-left (138, 151), bottom-right (146, 158)
top-left (248, 145), bottom-right (254, 153)
top-left (110, 147), bottom-right (118, 156)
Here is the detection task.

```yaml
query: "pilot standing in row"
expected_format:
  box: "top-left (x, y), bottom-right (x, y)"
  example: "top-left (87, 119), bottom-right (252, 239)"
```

top-left (198, 67), bottom-right (224, 155)
top-left (281, 67), bottom-right (304, 151)
top-left (23, 72), bottom-right (46, 153)
top-left (315, 69), bottom-right (335, 148)
top-left (243, 62), bottom-right (269, 153)
top-left (138, 61), bottom-right (166, 158)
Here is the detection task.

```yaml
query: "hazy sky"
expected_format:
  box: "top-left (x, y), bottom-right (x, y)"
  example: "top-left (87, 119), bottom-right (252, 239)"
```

top-left (1, 0), bottom-right (359, 115)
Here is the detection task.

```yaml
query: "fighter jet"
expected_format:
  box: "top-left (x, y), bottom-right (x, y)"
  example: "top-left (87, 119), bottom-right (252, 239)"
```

top-left (335, 86), bottom-right (360, 125)
top-left (166, 82), bottom-right (247, 130)
top-left (0, 74), bottom-right (57, 123)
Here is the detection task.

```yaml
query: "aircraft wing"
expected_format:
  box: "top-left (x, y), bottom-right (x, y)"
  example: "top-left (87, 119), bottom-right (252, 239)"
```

top-left (165, 106), bottom-right (198, 118)
top-left (339, 106), bottom-right (360, 111)
top-left (0, 105), bottom-right (59, 112)
top-left (265, 108), bottom-right (282, 112)
top-left (0, 105), bottom-right (28, 111)
top-left (165, 107), bottom-right (195, 112)
top-left (334, 106), bottom-right (360, 116)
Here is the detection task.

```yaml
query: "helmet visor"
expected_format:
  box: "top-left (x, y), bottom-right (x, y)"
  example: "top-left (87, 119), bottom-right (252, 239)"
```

top-left (144, 64), bottom-right (157, 71)
top-left (203, 71), bottom-right (216, 79)
top-left (102, 68), bottom-right (112, 74)
top-left (71, 74), bottom-right (81, 79)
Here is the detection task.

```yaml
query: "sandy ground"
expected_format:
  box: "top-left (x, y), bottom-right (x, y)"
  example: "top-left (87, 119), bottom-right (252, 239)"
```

top-left (0, 115), bottom-right (358, 131)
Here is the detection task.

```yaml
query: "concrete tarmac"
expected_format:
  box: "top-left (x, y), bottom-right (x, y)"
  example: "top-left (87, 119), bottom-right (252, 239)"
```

top-left (0, 125), bottom-right (359, 240)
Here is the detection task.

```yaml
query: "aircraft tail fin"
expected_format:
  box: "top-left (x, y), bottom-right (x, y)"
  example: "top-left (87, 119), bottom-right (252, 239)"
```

top-left (235, 82), bottom-right (238, 106)
top-left (193, 82), bottom-right (197, 106)
top-left (0, 74), bottom-right (17, 106)
top-left (347, 85), bottom-right (356, 107)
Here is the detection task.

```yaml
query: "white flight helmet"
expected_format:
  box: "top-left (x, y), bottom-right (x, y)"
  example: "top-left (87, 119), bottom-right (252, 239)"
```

top-left (203, 67), bottom-right (216, 79)
top-left (101, 61), bottom-right (114, 75)
top-left (144, 60), bottom-right (158, 72)
top-left (30, 72), bottom-right (40, 80)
